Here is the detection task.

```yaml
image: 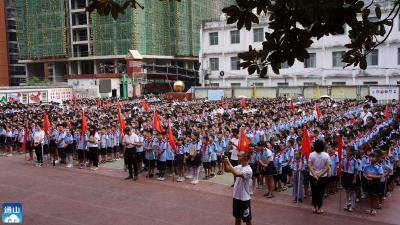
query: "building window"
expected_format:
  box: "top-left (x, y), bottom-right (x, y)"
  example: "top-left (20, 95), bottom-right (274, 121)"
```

top-left (230, 30), bottom-right (240, 44)
top-left (304, 82), bottom-right (317, 86)
top-left (210, 58), bottom-right (219, 71)
top-left (281, 61), bottom-right (289, 69)
top-left (332, 82), bottom-right (346, 85)
top-left (332, 51), bottom-right (345, 67)
top-left (398, 48), bottom-right (400, 65)
top-left (231, 57), bottom-right (240, 70)
top-left (211, 83), bottom-right (219, 87)
top-left (363, 81), bottom-right (378, 85)
top-left (209, 32), bottom-right (218, 45)
top-left (253, 82), bottom-right (264, 87)
top-left (304, 53), bottom-right (316, 68)
top-left (277, 82), bottom-right (289, 86)
top-left (231, 83), bottom-right (241, 87)
top-left (253, 28), bottom-right (264, 42)
top-left (366, 49), bottom-right (378, 66)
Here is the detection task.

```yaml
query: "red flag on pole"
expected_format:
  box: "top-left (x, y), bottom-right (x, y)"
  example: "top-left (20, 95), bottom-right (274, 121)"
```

top-left (301, 126), bottom-right (311, 158)
top-left (241, 98), bottom-right (246, 109)
top-left (43, 112), bottom-right (50, 136)
top-left (220, 99), bottom-right (225, 108)
top-left (314, 103), bottom-right (321, 119)
top-left (384, 105), bottom-right (390, 121)
top-left (21, 129), bottom-right (29, 153)
top-left (117, 99), bottom-right (121, 110)
top-left (152, 111), bottom-right (163, 133)
top-left (168, 122), bottom-right (176, 153)
top-left (337, 134), bottom-right (343, 176)
top-left (142, 100), bottom-right (150, 112)
top-left (81, 110), bottom-right (88, 135)
top-left (238, 128), bottom-right (250, 151)
top-left (97, 98), bottom-right (102, 108)
top-left (118, 110), bottom-right (126, 134)
top-left (290, 100), bottom-right (295, 113)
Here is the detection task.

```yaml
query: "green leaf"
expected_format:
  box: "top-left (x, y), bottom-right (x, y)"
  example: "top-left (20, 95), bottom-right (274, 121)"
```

top-left (247, 65), bottom-right (258, 74)
top-left (375, 6), bottom-right (381, 19)
top-left (271, 63), bottom-right (280, 74)
top-left (259, 66), bottom-right (268, 78)
top-left (359, 57), bottom-right (367, 70)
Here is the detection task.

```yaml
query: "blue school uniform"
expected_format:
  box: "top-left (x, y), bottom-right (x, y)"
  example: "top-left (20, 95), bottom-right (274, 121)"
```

top-left (202, 144), bottom-right (212, 162)
top-left (57, 132), bottom-right (66, 148)
top-left (145, 138), bottom-right (155, 160)
top-left (136, 135), bottom-right (144, 153)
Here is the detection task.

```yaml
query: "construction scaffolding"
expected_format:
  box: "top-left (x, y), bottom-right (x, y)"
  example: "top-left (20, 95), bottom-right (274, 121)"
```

top-left (16, 0), bottom-right (67, 59)
top-left (16, 0), bottom-right (235, 59)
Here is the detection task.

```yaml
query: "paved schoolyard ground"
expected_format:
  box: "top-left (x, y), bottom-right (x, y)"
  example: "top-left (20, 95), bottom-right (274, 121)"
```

top-left (0, 154), bottom-right (399, 225)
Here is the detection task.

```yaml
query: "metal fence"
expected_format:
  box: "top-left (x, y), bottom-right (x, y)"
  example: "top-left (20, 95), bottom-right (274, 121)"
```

top-left (192, 85), bottom-right (400, 104)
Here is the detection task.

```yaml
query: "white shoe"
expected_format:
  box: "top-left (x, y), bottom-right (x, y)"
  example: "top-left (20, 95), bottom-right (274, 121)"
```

top-left (157, 177), bottom-right (165, 181)
top-left (7, 154), bottom-right (12, 157)
top-left (66, 164), bottom-right (72, 168)
top-left (191, 180), bottom-right (199, 185)
top-left (35, 163), bottom-right (40, 167)
top-left (185, 175), bottom-right (193, 179)
top-left (177, 177), bottom-right (183, 182)
top-left (55, 160), bottom-right (60, 164)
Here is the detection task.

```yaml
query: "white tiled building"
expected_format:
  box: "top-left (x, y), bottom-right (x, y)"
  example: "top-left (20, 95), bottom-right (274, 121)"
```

top-left (199, 1), bottom-right (400, 87)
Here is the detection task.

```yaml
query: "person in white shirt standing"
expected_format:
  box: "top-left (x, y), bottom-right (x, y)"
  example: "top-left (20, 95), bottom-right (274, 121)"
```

top-left (359, 104), bottom-right (372, 126)
top-left (224, 151), bottom-right (253, 225)
top-left (33, 124), bottom-right (45, 167)
top-left (122, 127), bottom-right (141, 181)
top-left (230, 128), bottom-right (240, 187)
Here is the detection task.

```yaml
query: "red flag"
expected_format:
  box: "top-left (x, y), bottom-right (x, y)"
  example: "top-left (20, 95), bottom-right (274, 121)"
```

top-left (81, 110), bottom-right (88, 135)
top-left (117, 99), bottom-right (121, 110)
top-left (301, 126), bottom-right (311, 158)
top-left (66, 120), bottom-right (71, 129)
top-left (168, 122), bottom-right (176, 152)
top-left (337, 134), bottom-right (343, 176)
top-left (97, 98), bottom-right (102, 108)
top-left (290, 100), bottom-right (295, 113)
top-left (220, 99), bottom-right (225, 108)
top-left (43, 112), bottom-right (50, 136)
top-left (241, 98), bottom-right (246, 109)
top-left (238, 128), bottom-right (250, 151)
top-left (152, 111), bottom-right (163, 133)
top-left (314, 103), bottom-right (321, 119)
top-left (142, 100), bottom-right (150, 112)
top-left (384, 105), bottom-right (390, 121)
top-left (21, 129), bottom-right (29, 153)
top-left (118, 110), bottom-right (126, 134)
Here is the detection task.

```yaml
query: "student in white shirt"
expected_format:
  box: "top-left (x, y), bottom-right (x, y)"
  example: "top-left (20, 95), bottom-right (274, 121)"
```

top-left (308, 140), bottom-right (330, 214)
top-left (87, 127), bottom-right (100, 170)
top-left (224, 151), bottom-right (253, 225)
top-left (33, 124), bottom-right (45, 167)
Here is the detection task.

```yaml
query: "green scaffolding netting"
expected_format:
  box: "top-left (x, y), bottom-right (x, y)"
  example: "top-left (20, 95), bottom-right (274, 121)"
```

top-left (16, 0), bottom-right (67, 59)
top-left (16, 0), bottom-right (236, 59)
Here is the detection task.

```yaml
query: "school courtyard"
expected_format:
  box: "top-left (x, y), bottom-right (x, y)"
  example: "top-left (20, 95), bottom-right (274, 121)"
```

top-left (1, 155), bottom-right (398, 225)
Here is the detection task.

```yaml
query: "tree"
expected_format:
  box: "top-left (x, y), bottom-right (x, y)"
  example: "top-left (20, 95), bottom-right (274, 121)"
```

top-left (27, 76), bottom-right (52, 86)
top-left (222, 0), bottom-right (399, 77)
top-left (86, 0), bottom-right (180, 19)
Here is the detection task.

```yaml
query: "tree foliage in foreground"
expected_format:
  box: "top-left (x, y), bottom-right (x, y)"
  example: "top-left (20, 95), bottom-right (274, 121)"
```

top-left (222, 0), bottom-right (400, 77)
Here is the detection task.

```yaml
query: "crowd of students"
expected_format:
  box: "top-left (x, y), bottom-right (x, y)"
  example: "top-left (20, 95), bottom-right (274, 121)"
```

top-left (0, 96), bottom-right (399, 216)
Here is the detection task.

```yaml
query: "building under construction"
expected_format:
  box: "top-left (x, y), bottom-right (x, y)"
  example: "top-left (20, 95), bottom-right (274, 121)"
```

top-left (15, 0), bottom-right (234, 96)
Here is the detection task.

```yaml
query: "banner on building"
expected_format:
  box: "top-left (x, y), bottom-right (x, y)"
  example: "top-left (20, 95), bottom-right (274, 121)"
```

top-left (48, 88), bottom-right (72, 101)
top-left (28, 91), bottom-right (48, 104)
top-left (207, 90), bottom-right (225, 100)
top-left (370, 86), bottom-right (399, 100)
top-left (0, 94), bottom-right (6, 103)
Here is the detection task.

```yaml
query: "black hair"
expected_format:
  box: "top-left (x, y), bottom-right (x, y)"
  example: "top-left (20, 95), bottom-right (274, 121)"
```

top-left (313, 139), bottom-right (325, 153)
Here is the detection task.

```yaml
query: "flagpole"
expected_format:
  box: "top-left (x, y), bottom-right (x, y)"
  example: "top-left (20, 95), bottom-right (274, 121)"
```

top-left (297, 153), bottom-right (302, 204)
